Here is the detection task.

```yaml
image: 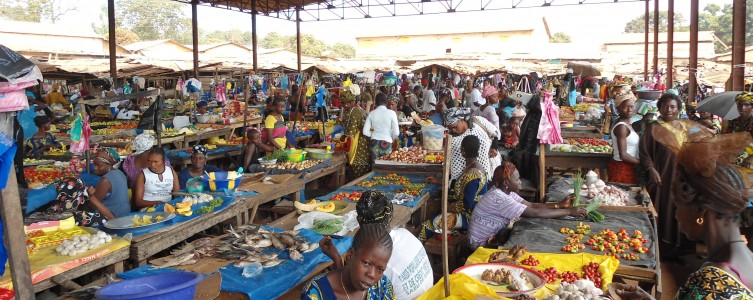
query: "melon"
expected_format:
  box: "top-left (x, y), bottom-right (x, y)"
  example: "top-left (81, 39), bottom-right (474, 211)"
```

top-left (164, 203), bottom-right (175, 213)
top-left (316, 202), bottom-right (336, 213)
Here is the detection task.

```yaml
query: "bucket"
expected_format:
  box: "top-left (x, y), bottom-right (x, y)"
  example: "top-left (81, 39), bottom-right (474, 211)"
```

top-left (95, 271), bottom-right (203, 300)
top-left (286, 149), bottom-right (307, 162)
top-left (422, 125), bottom-right (445, 152)
top-left (202, 171), bottom-right (242, 191)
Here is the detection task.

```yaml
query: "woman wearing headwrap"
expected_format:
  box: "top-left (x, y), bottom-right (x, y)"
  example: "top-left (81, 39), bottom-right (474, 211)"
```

top-left (46, 178), bottom-right (107, 227)
top-left (89, 148), bottom-right (130, 218)
top-left (469, 163), bottom-right (586, 249)
top-left (178, 144), bottom-right (222, 190)
top-left (616, 124), bottom-right (753, 300)
top-left (122, 133), bottom-right (172, 189)
top-left (421, 135), bottom-right (488, 241)
top-left (609, 92), bottom-right (640, 184)
top-left (25, 115), bottom-right (57, 158)
top-left (44, 83), bottom-right (68, 105)
top-left (265, 97), bottom-right (291, 150)
top-left (341, 95), bottom-right (371, 178)
top-left (723, 92), bottom-right (753, 136)
top-left (321, 190), bottom-right (433, 300)
top-left (474, 84), bottom-right (500, 130)
top-left (444, 107), bottom-right (500, 181)
top-left (502, 108), bottom-right (526, 149)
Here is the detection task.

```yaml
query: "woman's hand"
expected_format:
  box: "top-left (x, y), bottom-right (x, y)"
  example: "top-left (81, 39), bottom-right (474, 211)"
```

top-left (86, 186), bottom-right (96, 197)
top-left (615, 285), bottom-right (654, 300)
top-left (569, 207), bottom-right (588, 218)
top-left (425, 176), bottom-right (442, 185)
top-left (319, 236), bottom-right (341, 263)
top-left (648, 168), bottom-right (661, 186)
top-left (559, 195), bottom-right (575, 208)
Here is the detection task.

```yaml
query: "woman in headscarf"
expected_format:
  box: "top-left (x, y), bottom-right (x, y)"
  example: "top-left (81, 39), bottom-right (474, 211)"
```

top-left (44, 84), bottom-right (68, 105)
top-left (46, 178), bottom-right (107, 227)
top-left (475, 84), bottom-right (500, 130)
top-left (178, 144), bottom-right (222, 190)
top-left (609, 92), bottom-right (640, 184)
top-left (341, 92), bottom-right (371, 179)
top-left (444, 107), bottom-right (500, 181)
top-left (88, 148), bottom-right (130, 218)
top-left (616, 123), bottom-right (753, 300)
top-left (122, 133), bottom-right (171, 189)
top-left (639, 93), bottom-right (684, 259)
top-left (723, 92), bottom-right (753, 157)
top-left (420, 135), bottom-right (488, 241)
top-left (264, 97), bottom-right (291, 151)
top-left (25, 115), bottom-right (57, 158)
top-left (469, 163), bottom-right (586, 249)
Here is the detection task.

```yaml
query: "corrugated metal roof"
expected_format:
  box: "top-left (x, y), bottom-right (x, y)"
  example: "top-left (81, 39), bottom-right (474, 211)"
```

top-left (0, 20), bottom-right (100, 38)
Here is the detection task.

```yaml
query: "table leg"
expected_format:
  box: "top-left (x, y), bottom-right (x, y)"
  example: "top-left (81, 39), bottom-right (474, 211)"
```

top-left (248, 204), bottom-right (260, 225)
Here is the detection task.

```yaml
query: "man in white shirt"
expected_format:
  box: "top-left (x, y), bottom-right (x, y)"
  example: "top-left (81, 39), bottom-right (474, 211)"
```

top-left (363, 93), bottom-right (399, 160)
top-left (421, 81), bottom-right (437, 114)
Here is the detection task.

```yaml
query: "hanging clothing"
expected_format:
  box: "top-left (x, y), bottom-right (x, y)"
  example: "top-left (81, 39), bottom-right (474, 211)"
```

top-left (537, 93), bottom-right (563, 144)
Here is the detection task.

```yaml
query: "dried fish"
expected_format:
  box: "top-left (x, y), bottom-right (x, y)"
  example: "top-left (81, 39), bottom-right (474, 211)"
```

top-left (268, 234), bottom-right (284, 249)
top-left (252, 239), bottom-right (273, 248)
top-left (262, 259), bottom-right (283, 268)
top-left (171, 237), bottom-right (213, 256)
top-left (278, 233), bottom-right (297, 247)
top-left (299, 242), bottom-right (319, 253)
top-left (151, 252), bottom-right (196, 269)
top-left (289, 249), bottom-right (303, 261)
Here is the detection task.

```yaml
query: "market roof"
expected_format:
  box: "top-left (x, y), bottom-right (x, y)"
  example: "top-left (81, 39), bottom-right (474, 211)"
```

top-left (0, 20), bottom-right (101, 38)
top-left (125, 40), bottom-right (191, 52)
top-left (354, 25), bottom-right (536, 39)
top-left (604, 31), bottom-right (716, 44)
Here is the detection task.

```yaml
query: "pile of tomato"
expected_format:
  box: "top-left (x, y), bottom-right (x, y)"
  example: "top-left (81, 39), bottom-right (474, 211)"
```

top-left (357, 174), bottom-right (410, 187)
top-left (560, 223), bottom-right (650, 260)
top-left (24, 168), bottom-right (72, 187)
top-left (542, 267), bottom-right (560, 283)
top-left (330, 191), bottom-right (362, 201)
top-left (397, 183), bottom-right (426, 196)
top-left (560, 271), bottom-right (581, 283)
top-left (560, 223), bottom-right (591, 253)
top-left (582, 262), bottom-right (603, 288)
top-left (521, 255), bottom-right (540, 266)
top-left (568, 138), bottom-right (610, 147)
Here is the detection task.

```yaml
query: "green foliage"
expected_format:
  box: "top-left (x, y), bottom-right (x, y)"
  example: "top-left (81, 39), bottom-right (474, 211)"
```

top-left (698, 0), bottom-right (753, 53)
top-left (623, 11), bottom-right (689, 33)
top-left (0, 0), bottom-right (76, 23)
top-left (115, 27), bottom-right (141, 46)
top-left (259, 32), bottom-right (355, 58)
top-left (203, 29), bottom-right (254, 44)
top-left (330, 42), bottom-right (355, 58)
top-left (114, 0), bottom-right (193, 44)
top-left (549, 32), bottom-right (572, 43)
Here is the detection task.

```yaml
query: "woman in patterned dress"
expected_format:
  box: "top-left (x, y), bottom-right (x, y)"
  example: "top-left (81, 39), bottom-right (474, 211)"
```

top-left (46, 178), bottom-right (107, 227)
top-left (341, 92), bottom-right (371, 178)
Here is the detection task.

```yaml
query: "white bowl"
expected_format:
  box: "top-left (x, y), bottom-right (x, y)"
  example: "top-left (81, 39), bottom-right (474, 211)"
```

top-left (196, 115), bottom-right (211, 123)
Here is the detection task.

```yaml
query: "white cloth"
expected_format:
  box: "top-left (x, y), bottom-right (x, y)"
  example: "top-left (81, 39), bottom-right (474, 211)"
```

top-left (142, 167), bottom-right (174, 203)
top-left (116, 110), bottom-right (139, 120)
top-left (611, 121), bottom-right (640, 161)
top-left (450, 116), bottom-right (498, 181)
top-left (476, 106), bottom-right (500, 130)
top-left (363, 105), bottom-right (399, 143)
top-left (420, 89), bottom-right (437, 113)
top-left (386, 228), bottom-right (433, 300)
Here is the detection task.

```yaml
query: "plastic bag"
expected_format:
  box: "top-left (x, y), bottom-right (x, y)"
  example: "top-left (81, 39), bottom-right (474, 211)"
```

top-left (18, 106), bottom-right (38, 139)
top-left (305, 85), bottom-right (315, 97)
top-left (68, 114), bottom-right (82, 142)
top-left (416, 273), bottom-right (500, 300)
top-left (294, 210), bottom-right (358, 237)
top-left (537, 92), bottom-right (563, 144)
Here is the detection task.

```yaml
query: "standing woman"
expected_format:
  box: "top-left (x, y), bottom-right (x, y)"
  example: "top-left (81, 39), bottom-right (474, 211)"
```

top-left (26, 116), bottom-right (57, 158)
top-left (476, 84), bottom-right (501, 130)
top-left (609, 92), bottom-right (640, 184)
top-left (88, 148), bottom-right (130, 218)
top-left (288, 84), bottom-right (304, 121)
top-left (639, 93), bottom-right (683, 258)
top-left (264, 98), bottom-right (291, 151)
top-left (443, 107), bottom-right (498, 181)
top-left (134, 147), bottom-right (179, 209)
top-left (342, 93), bottom-right (371, 178)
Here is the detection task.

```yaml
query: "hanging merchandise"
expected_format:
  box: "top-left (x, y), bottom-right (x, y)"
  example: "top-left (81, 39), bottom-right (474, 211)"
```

top-left (176, 77), bottom-right (185, 93)
top-left (0, 132), bottom-right (17, 190)
top-left (510, 76), bottom-right (534, 106)
top-left (18, 106), bottom-right (38, 139)
top-left (216, 82), bottom-right (227, 102)
top-left (123, 82), bottom-right (132, 94)
top-left (0, 215), bottom-right (6, 276)
top-left (342, 77), bottom-right (352, 87)
top-left (133, 76), bottom-right (145, 89)
top-left (537, 92), bottom-right (563, 144)
top-left (305, 82), bottom-right (315, 97)
top-left (186, 78), bottom-right (202, 93)
top-left (0, 80), bottom-right (35, 112)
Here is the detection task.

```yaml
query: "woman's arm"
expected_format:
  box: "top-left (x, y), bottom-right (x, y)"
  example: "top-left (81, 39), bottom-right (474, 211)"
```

top-left (87, 184), bottom-right (115, 219)
top-left (639, 126), bottom-right (662, 186)
top-left (172, 168), bottom-right (180, 193)
top-left (522, 206), bottom-right (586, 219)
top-left (614, 124), bottom-right (640, 164)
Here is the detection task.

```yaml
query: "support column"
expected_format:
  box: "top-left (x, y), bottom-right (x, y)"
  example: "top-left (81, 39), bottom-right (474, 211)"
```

top-left (732, 0), bottom-right (746, 91)
top-left (192, 0), bottom-right (199, 78)
top-left (644, 0), bottom-right (649, 81)
top-left (666, 0), bottom-right (674, 89)
top-left (689, 0), bottom-right (699, 103)
top-left (296, 7), bottom-right (302, 73)
top-left (252, 0), bottom-right (258, 73)
top-left (108, 0), bottom-right (117, 82)
top-left (652, 0), bottom-right (659, 81)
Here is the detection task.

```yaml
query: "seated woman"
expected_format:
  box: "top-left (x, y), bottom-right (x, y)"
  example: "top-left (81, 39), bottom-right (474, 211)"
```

top-left (420, 135), bottom-right (488, 241)
top-left (469, 163), bottom-right (586, 249)
top-left (46, 178), bottom-right (108, 227)
top-left (178, 145), bottom-right (222, 190)
top-left (134, 147), bottom-right (179, 209)
top-left (321, 191), bottom-right (433, 300)
top-left (302, 223), bottom-right (395, 300)
top-left (242, 129), bottom-right (275, 170)
top-left (88, 148), bottom-right (130, 218)
top-left (26, 115), bottom-right (57, 159)
top-left (123, 133), bottom-right (172, 189)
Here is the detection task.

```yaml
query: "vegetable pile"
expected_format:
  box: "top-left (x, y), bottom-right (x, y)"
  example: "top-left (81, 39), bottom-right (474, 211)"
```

top-left (357, 174), bottom-right (410, 187)
top-left (544, 279), bottom-right (604, 300)
top-left (560, 223), bottom-right (650, 260)
top-left (330, 191), bottom-right (362, 201)
top-left (312, 218), bottom-right (344, 235)
top-left (197, 198), bottom-right (225, 214)
top-left (379, 146), bottom-right (438, 163)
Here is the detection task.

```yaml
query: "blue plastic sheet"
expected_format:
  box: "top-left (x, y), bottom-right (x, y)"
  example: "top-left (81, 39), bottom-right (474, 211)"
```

top-left (315, 173), bottom-right (438, 208)
top-left (0, 217), bottom-right (6, 276)
top-left (25, 174), bottom-right (102, 214)
top-left (100, 195), bottom-right (244, 237)
top-left (117, 228), bottom-right (353, 300)
top-left (167, 145), bottom-right (243, 161)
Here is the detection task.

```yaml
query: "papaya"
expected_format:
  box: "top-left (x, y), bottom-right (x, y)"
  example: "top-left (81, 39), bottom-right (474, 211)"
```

top-left (176, 202), bottom-right (192, 209)
top-left (316, 202), bottom-right (336, 213)
top-left (306, 199), bottom-right (317, 205)
top-left (164, 203), bottom-right (175, 213)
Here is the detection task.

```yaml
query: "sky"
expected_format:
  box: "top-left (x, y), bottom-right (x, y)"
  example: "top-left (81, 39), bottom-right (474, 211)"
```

top-left (55, 0), bottom-right (732, 46)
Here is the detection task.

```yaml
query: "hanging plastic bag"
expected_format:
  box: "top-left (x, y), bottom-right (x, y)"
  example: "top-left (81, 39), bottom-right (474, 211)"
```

top-left (69, 113), bottom-right (91, 155)
top-left (0, 132), bottom-right (17, 190)
top-left (18, 106), bottom-right (38, 139)
top-left (68, 114), bottom-right (83, 142)
top-left (537, 92), bottom-right (563, 144)
top-left (305, 85), bottom-right (315, 97)
top-left (416, 273), bottom-right (501, 300)
top-left (342, 77), bottom-right (352, 88)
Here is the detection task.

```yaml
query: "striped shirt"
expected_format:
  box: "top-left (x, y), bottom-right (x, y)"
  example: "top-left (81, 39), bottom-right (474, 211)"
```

top-left (468, 187), bottom-right (527, 249)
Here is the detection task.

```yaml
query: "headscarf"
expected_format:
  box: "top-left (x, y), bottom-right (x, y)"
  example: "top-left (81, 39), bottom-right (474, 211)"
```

top-left (438, 88), bottom-right (452, 100)
top-left (421, 78), bottom-right (428, 86)
top-left (735, 92), bottom-right (753, 105)
top-left (473, 78), bottom-right (483, 89)
top-left (132, 133), bottom-right (154, 155)
top-left (387, 95), bottom-right (399, 105)
top-left (197, 101), bottom-right (208, 108)
top-left (192, 144), bottom-right (208, 157)
top-left (341, 90), bottom-right (356, 103)
top-left (481, 85), bottom-right (499, 99)
top-left (356, 190), bottom-right (394, 225)
top-left (614, 92), bottom-right (636, 108)
top-left (95, 147), bottom-right (120, 165)
top-left (443, 107), bottom-right (472, 126)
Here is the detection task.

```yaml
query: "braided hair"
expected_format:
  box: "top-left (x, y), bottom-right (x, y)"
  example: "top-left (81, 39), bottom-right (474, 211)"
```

top-left (356, 190), bottom-right (393, 226)
top-left (492, 162), bottom-right (518, 189)
top-left (352, 223), bottom-right (393, 253)
top-left (674, 162), bottom-right (748, 219)
top-left (461, 135), bottom-right (480, 159)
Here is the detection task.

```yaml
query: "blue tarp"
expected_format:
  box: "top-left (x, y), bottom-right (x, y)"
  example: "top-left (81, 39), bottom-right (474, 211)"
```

top-left (314, 172), bottom-right (438, 208)
top-left (26, 173), bottom-right (102, 214)
top-left (117, 227), bottom-right (353, 299)
top-left (167, 145), bottom-right (243, 160)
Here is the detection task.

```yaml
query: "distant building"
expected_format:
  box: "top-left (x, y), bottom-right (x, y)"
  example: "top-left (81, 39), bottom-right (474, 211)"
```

top-left (198, 42), bottom-right (251, 59)
top-left (125, 40), bottom-right (193, 60)
top-left (602, 31), bottom-right (717, 60)
top-left (0, 20), bottom-right (130, 59)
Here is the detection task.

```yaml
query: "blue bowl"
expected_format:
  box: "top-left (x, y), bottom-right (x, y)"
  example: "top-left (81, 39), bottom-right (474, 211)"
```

top-left (95, 271), bottom-right (203, 300)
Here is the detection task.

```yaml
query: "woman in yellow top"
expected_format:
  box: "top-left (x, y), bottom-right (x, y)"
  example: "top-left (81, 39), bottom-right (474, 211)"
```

top-left (263, 97), bottom-right (291, 150)
top-left (45, 84), bottom-right (68, 105)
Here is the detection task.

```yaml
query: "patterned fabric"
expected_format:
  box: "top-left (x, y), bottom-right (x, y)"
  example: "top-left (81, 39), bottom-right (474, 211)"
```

top-left (419, 168), bottom-right (488, 241)
top-left (608, 159), bottom-right (638, 184)
top-left (301, 273), bottom-right (395, 300)
top-left (677, 266), bottom-right (753, 300)
top-left (344, 106), bottom-right (371, 178)
top-left (46, 178), bottom-right (106, 227)
top-left (444, 107), bottom-right (472, 127)
top-left (25, 132), bottom-right (56, 158)
top-left (449, 117), bottom-right (497, 181)
top-left (369, 139), bottom-right (392, 160)
top-left (723, 117), bottom-right (753, 136)
top-left (264, 114), bottom-right (288, 148)
top-left (192, 144), bottom-right (208, 156)
top-left (468, 187), bottom-right (527, 249)
top-left (132, 133), bottom-right (154, 155)
top-left (735, 92), bottom-right (753, 104)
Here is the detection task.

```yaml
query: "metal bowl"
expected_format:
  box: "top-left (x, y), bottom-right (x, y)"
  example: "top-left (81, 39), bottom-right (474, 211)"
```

top-left (636, 90), bottom-right (662, 101)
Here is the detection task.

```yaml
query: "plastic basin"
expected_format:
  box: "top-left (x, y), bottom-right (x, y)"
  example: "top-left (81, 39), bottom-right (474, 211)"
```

top-left (636, 90), bottom-right (662, 101)
top-left (286, 149), bottom-right (307, 162)
top-left (202, 171), bottom-right (242, 191)
top-left (95, 271), bottom-right (203, 300)
top-left (305, 148), bottom-right (333, 160)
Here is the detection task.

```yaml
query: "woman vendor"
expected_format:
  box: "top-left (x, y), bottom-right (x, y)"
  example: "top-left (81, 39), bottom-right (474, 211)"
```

top-left (242, 128), bottom-right (274, 170)
top-left (26, 115), bottom-right (57, 158)
top-left (468, 163), bottom-right (586, 249)
top-left (178, 145), bottom-right (222, 190)
top-left (443, 107), bottom-right (498, 181)
top-left (609, 92), bottom-right (640, 184)
top-left (320, 190), bottom-right (432, 300)
top-left (616, 123), bottom-right (753, 300)
top-left (420, 135), bottom-right (488, 241)
top-left (122, 133), bottom-right (171, 189)
top-left (264, 97), bottom-right (292, 151)
top-left (342, 92), bottom-right (371, 178)
top-left (88, 148), bottom-right (130, 218)
top-left (46, 178), bottom-right (107, 227)
top-left (474, 84), bottom-right (500, 130)
top-left (134, 147), bottom-right (179, 209)
top-left (303, 223), bottom-right (395, 300)
top-left (639, 93), bottom-right (683, 258)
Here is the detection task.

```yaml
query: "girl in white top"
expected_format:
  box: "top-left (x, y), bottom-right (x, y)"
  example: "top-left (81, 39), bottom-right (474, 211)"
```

top-left (609, 93), bottom-right (640, 184)
top-left (134, 147), bottom-right (179, 208)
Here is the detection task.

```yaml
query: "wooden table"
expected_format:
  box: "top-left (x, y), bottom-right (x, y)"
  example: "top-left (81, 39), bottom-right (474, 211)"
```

top-left (33, 246), bottom-right (128, 293)
top-left (184, 128), bottom-right (233, 147)
top-left (540, 148), bottom-right (612, 180)
top-left (302, 153), bottom-right (347, 187)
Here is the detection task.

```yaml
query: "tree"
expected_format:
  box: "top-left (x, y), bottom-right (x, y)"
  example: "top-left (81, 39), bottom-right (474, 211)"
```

top-left (549, 32), bottom-right (571, 43)
top-left (203, 29), bottom-right (254, 44)
top-left (623, 11), bottom-right (689, 33)
top-left (260, 32), bottom-right (285, 49)
top-left (114, 0), bottom-right (192, 44)
top-left (329, 42), bottom-right (355, 58)
top-left (0, 0), bottom-right (76, 23)
top-left (698, 0), bottom-right (753, 53)
top-left (115, 27), bottom-right (140, 45)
